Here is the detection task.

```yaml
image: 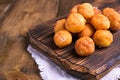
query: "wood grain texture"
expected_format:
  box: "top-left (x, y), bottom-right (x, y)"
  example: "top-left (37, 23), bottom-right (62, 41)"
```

top-left (0, 0), bottom-right (59, 80)
top-left (29, 0), bottom-right (120, 80)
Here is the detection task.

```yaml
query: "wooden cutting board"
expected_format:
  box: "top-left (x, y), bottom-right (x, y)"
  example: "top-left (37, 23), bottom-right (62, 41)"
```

top-left (28, 10), bottom-right (120, 80)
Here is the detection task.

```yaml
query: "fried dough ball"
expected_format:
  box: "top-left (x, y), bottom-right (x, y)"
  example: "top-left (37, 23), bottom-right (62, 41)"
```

top-left (93, 30), bottom-right (113, 48)
top-left (54, 19), bottom-right (66, 33)
top-left (70, 4), bottom-right (80, 13)
top-left (65, 13), bottom-right (86, 33)
top-left (70, 4), bottom-right (101, 16)
top-left (91, 14), bottom-right (110, 30)
top-left (78, 3), bottom-right (94, 19)
top-left (54, 30), bottom-right (72, 48)
top-left (75, 37), bottom-right (95, 56)
top-left (103, 7), bottom-right (120, 31)
top-left (78, 24), bottom-right (94, 37)
top-left (93, 7), bottom-right (102, 15)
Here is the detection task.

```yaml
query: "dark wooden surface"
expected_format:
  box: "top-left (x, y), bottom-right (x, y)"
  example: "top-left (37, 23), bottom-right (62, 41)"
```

top-left (0, 0), bottom-right (120, 80)
top-left (0, 0), bottom-right (59, 80)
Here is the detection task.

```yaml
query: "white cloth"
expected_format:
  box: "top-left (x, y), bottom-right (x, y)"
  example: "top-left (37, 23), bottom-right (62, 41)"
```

top-left (27, 45), bottom-right (120, 80)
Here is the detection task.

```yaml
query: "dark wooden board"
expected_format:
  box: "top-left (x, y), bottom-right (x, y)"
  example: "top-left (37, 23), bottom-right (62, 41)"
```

top-left (28, 1), bottom-right (120, 80)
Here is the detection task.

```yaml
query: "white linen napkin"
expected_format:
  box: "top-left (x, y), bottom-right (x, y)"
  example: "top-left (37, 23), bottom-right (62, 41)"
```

top-left (27, 45), bottom-right (120, 80)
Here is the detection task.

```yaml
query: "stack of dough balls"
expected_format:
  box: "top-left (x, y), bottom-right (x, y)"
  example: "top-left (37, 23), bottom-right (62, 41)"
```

top-left (53, 3), bottom-right (120, 56)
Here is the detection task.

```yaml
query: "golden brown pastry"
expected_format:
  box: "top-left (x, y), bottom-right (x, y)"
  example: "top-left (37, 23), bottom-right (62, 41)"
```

top-left (70, 4), bottom-right (101, 16)
top-left (91, 14), bottom-right (110, 30)
top-left (78, 3), bottom-right (94, 19)
top-left (54, 30), bottom-right (72, 48)
top-left (65, 13), bottom-right (86, 33)
top-left (103, 7), bottom-right (120, 31)
top-left (93, 30), bottom-right (113, 48)
top-left (54, 19), bottom-right (66, 33)
top-left (93, 7), bottom-right (102, 15)
top-left (78, 24), bottom-right (94, 37)
top-left (75, 36), bottom-right (95, 56)
top-left (70, 4), bottom-right (80, 13)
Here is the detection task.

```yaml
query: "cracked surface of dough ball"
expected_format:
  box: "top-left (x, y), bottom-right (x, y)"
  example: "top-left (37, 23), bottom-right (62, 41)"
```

top-left (75, 37), bottom-right (95, 56)
top-left (91, 14), bottom-right (110, 30)
top-left (93, 30), bottom-right (113, 48)
top-left (103, 7), bottom-right (120, 31)
top-left (54, 19), bottom-right (66, 33)
top-left (78, 24), bottom-right (94, 37)
top-left (78, 3), bottom-right (94, 19)
top-left (65, 13), bottom-right (86, 33)
top-left (54, 30), bottom-right (72, 48)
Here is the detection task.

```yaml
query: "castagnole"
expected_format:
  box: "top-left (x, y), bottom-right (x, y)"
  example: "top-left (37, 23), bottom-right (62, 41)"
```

top-left (93, 30), bottom-right (113, 48)
top-left (75, 37), bottom-right (95, 56)
top-left (103, 7), bottom-right (120, 31)
top-left (70, 3), bottom-right (94, 19)
top-left (65, 13), bottom-right (86, 33)
top-left (78, 3), bottom-right (94, 19)
top-left (78, 24), bottom-right (94, 37)
top-left (93, 7), bottom-right (101, 15)
top-left (54, 19), bottom-right (66, 33)
top-left (53, 30), bottom-right (72, 48)
top-left (91, 14), bottom-right (110, 30)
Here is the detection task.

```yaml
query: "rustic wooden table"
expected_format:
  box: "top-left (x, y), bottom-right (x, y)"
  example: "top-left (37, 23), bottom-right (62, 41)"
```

top-left (0, 0), bottom-right (120, 80)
